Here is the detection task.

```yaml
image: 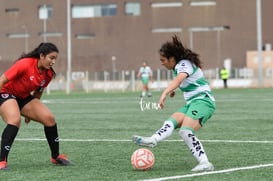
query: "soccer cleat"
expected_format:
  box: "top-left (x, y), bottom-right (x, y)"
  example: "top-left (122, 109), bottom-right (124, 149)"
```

top-left (0, 161), bottom-right (8, 170)
top-left (191, 161), bottom-right (214, 172)
top-left (132, 135), bottom-right (157, 148)
top-left (51, 154), bottom-right (72, 166)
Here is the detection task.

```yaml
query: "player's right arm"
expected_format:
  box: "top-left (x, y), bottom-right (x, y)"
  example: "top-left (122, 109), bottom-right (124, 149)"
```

top-left (137, 68), bottom-right (141, 79)
top-left (0, 74), bottom-right (9, 91)
top-left (159, 72), bottom-right (187, 109)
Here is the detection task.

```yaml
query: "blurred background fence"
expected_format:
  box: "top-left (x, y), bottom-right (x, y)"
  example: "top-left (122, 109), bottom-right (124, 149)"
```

top-left (47, 67), bottom-right (273, 93)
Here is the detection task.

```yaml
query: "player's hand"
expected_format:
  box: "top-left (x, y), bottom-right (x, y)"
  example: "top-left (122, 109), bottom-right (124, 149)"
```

top-left (159, 93), bottom-right (167, 109)
top-left (170, 91), bottom-right (175, 98)
top-left (25, 117), bottom-right (31, 124)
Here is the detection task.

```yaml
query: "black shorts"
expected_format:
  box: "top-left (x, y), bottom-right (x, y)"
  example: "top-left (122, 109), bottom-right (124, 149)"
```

top-left (0, 93), bottom-right (35, 110)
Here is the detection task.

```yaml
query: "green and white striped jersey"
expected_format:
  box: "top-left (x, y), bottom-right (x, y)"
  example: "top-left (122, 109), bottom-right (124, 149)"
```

top-left (139, 66), bottom-right (152, 79)
top-left (173, 60), bottom-right (215, 104)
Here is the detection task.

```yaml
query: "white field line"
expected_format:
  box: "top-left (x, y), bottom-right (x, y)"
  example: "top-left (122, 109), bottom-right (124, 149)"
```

top-left (12, 138), bottom-right (273, 180)
top-left (12, 138), bottom-right (273, 144)
top-left (138, 163), bottom-right (273, 181)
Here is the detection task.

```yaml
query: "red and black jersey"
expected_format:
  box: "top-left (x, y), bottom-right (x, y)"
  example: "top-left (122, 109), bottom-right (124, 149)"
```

top-left (1, 58), bottom-right (53, 99)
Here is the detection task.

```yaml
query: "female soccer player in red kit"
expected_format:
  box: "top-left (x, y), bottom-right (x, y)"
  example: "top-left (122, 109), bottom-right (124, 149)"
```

top-left (0, 43), bottom-right (71, 170)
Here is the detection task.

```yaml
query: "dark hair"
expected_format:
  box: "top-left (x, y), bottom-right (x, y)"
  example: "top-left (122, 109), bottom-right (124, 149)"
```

top-left (18, 42), bottom-right (58, 77)
top-left (159, 35), bottom-right (202, 68)
top-left (19, 42), bottom-right (59, 60)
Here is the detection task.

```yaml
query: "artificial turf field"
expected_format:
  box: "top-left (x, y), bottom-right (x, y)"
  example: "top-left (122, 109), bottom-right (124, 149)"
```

top-left (1, 88), bottom-right (273, 181)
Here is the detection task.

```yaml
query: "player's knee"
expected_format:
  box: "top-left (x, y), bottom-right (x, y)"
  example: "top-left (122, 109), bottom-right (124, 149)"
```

top-left (179, 129), bottom-right (187, 140)
top-left (5, 114), bottom-right (21, 122)
top-left (179, 127), bottom-right (194, 140)
top-left (43, 114), bottom-right (56, 127)
top-left (6, 116), bottom-right (21, 127)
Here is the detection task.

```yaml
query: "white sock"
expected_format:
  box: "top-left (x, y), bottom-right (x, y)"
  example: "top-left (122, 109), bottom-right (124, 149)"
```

top-left (151, 120), bottom-right (175, 142)
top-left (142, 91), bottom-right (146, 97)
top-left (179, 128), bottom-right (209, 163)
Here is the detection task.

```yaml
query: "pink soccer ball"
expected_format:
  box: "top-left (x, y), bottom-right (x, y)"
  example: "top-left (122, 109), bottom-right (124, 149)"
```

top-left (131, 148), bottom-right (155, 171)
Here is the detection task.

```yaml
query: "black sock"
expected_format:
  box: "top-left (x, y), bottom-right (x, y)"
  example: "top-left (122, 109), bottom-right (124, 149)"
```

top-left (44, 124), bottom-right (59, 159)
top-left (0, 124), bottom-right (19, 161)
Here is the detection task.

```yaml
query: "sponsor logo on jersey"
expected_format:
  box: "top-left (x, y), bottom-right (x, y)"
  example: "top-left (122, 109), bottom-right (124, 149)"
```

top-left (29, 75), bottom-right (34, 81)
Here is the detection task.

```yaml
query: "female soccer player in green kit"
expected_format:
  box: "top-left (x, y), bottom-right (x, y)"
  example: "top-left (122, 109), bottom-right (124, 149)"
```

top-left (137, 61), bottom-right (153, 97)
top-left (133, 35), bottom-right (216, 172)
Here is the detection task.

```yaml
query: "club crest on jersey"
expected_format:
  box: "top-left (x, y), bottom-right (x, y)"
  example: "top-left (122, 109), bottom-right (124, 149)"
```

top-left (40, 80), bottom-right (46, 87)
top-left (1, 93), bottom-right (9, 99)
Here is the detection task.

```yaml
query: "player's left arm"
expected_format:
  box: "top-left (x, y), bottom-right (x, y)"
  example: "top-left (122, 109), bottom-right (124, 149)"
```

top-left (149, 68), bottom-right (154, 82)
top-left (32, 88), bottom-right (43, 99)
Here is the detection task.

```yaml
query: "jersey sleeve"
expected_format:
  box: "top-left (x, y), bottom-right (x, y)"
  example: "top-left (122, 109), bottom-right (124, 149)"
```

top-left (4, 60), bottom-right (27, 81)
top-left (175, 60), bottom-right (193, 76)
